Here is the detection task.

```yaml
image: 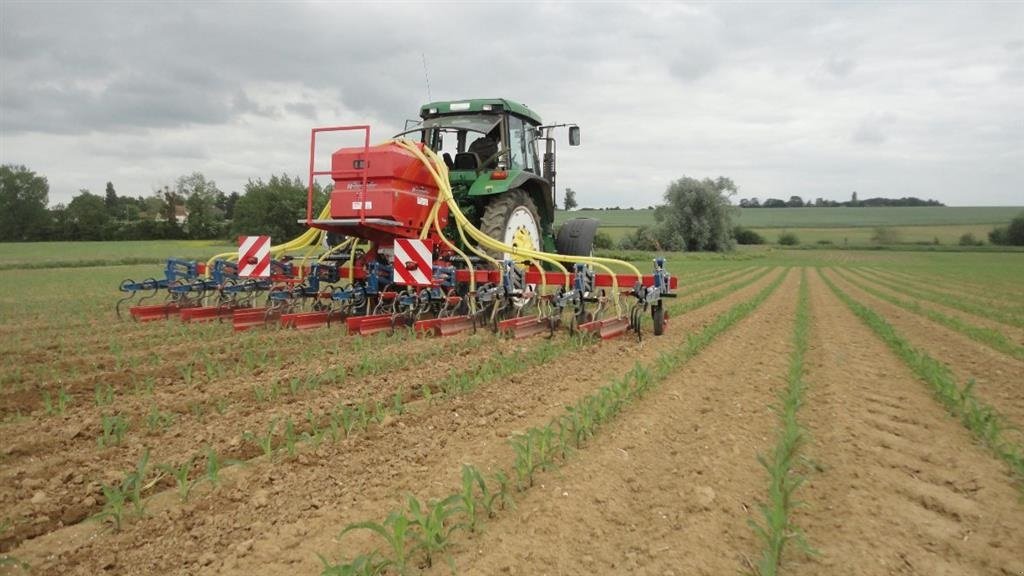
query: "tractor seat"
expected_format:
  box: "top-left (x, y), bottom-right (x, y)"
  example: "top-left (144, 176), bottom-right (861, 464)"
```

top-left (452, 152), bottom-right (480, 171)
top-left (468, 136), bottom-right (498, 168)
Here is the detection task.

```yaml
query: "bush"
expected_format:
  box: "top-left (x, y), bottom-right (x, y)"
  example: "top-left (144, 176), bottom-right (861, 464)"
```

top-left (733, 226), bottom-right (764, 245)
top-left (958, 232), bottom-right (983, 246)
top-left (816, 239), bottom-right (833, 245)
top-left (777, 231), bottom-right (800, 246)
top-left (593, 230), bottom-right (614, 250)
top-left (617, 226), bottom-right (660, 251)
top-left (870, 226), bottom-right (902, 245)
top-left (989, 212), bottom-right (1024, 246)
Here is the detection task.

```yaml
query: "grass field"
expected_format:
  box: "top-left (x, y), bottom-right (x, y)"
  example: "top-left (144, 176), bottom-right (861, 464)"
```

top-left (0, 241), bottom-right (1022, 575)
top-left (555, 206), bottom-right (1023, 247)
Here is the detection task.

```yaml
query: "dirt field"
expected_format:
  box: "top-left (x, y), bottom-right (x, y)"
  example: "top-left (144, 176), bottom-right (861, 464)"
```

top-left (1, 251), bottom-right (1022, 576)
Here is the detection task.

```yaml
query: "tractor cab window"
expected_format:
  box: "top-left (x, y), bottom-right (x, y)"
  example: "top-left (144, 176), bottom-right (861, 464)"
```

top-left (401, 114), bottom-right (502, 170)
top-left (507, 116), bottom-right (540, 173)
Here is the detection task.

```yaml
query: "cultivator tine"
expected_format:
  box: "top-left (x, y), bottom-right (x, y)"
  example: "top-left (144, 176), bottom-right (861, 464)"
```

top-left (345, 314), bottom-right (395, 336)
top-left (497, 316), bottom-right (551, 339)
top-left (413, 315), bottom-right (475, 337)
top-left (578, 316), bottom-right (631, 340)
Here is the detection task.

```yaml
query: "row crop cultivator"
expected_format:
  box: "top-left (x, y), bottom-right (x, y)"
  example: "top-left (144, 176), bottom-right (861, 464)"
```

top-left (117, 98), bottom-right (677, 340)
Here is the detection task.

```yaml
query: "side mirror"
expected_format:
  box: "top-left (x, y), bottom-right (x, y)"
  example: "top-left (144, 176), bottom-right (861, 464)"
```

top-left (568, 125), bottom-right (581, 146)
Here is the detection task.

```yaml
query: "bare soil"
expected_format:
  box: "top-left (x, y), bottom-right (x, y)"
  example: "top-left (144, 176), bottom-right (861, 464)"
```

top-left (790, 271), bottom-right (1024, 576)
top-left (824, 268), bottom-right (1024, 439)
top-left (3, 269), bottom-right (784, 575)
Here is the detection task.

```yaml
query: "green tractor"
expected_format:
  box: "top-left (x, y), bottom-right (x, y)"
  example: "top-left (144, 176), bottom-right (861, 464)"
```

top-left (394, 98), bottom-right (600, 258)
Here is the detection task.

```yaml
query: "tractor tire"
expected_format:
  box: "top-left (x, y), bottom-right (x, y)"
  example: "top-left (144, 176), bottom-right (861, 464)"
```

top-left (556, 218), bottom-right (599, 256)
top-left (479, 189), bottom-right (542, 259)
top-left (652, 304), bottom-right (665, 336)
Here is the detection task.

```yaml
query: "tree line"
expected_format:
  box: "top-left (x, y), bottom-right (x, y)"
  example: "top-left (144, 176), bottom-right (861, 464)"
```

top-left (737, 192), bottom-right (942, 208)
top-left (738, 191), bottom-right (944, 208)
top-left (0, 165), bottom-right (327, 242)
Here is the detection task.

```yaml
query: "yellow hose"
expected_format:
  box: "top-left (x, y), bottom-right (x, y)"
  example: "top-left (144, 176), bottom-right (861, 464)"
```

top-left (393, 139), bottom-right (637, 317)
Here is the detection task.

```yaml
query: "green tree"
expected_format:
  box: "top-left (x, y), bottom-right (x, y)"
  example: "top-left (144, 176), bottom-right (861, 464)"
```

top-left (65, 190), bottom-right (110, 240)
top-left (176, 173), bottom-right (224, 239)
top-left (0, 165), bottom-right (51, 241)
top-left (233, 174), bottom-right (326, 241)
top-left (563, 187), bottom-right (578, 211)
top-left (653, 176), bottom-right (738, 252)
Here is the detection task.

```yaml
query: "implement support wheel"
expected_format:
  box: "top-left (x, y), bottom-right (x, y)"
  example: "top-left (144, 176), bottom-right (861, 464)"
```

top-left (652, 304), bottom-right (665, 336)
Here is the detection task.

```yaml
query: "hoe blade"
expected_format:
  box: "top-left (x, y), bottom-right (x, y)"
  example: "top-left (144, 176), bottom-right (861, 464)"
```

top-left (346, 314), bottom-right (394, 336)
top-left (578, 316), bottom-right (630, 340)
top-left (180, 306), bottom-right (236, 323)
top-left (130, 303), bottom-right (181, 322)
top-left (414, 315), bottom-right (474, 337)
top-left (233, 308), bottom-right (275, 332)
top-left (497, 316), bottom-right (550, 339)
top-left (280, 310), bottom-right (345, 330)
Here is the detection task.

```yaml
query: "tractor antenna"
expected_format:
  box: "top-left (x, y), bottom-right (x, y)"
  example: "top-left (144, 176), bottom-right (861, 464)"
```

top-left (421, 52), bottom-right (432, 101)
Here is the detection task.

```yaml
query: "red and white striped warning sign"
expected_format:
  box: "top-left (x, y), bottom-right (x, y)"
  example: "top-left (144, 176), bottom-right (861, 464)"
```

top-left (393, 239), bottom-right (433, 286)
top-left (238, 235), bottom-right (271, 277)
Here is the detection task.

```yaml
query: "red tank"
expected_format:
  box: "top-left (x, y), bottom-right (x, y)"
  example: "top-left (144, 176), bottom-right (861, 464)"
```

top-left (326, 142), bottom-right (449, 243)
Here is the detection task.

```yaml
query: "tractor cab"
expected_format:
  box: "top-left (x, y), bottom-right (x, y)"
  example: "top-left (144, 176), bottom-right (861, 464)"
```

top-left (394, 98), bottom-right (592, 258)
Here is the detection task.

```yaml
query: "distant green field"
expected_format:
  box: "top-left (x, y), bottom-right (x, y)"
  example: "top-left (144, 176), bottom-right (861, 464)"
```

top-left (556, 206), bottom-right (1023, 229)
top-left (735, 206), bottom-right (1022, 228)
top-left (749, 224), bottom-right (996, 246)
top-left (0, 240), bottom-right (235, 269)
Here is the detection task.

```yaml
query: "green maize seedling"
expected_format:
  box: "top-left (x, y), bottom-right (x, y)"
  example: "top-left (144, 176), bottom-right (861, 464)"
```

top-left (158, 457), bottom-right (199, 503)
top-left (318, 551), bottom-right (389, 576)
top-left (92, 482), bottom-right (127, 532)
top-left (205, 446), bottom-right (241, 487)
top-left (98, 414), bottom-right (129, 447)
top-left (243, 420), bottom-right (277, 459)
top-left (406, 494), bottom-right (461, 568)
top-left (340, 512), bottom-right (413, 574)
top-left (94, 382), bottom-right (114, 407)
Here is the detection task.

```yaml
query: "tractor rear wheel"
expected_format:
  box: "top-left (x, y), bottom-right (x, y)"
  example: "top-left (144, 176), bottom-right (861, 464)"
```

top-left (480, 189), bottom-right (541, 260)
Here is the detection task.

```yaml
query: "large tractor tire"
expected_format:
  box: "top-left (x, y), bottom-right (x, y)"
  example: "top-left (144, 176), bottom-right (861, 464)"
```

top-left (480, 189), bottom-right (542, 259)
top-left (555, 218), bottom-right (599, 256)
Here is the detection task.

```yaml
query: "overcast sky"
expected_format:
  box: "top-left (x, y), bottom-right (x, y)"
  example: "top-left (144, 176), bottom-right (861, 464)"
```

top-left (2, 1), bottom-right (1022, 207)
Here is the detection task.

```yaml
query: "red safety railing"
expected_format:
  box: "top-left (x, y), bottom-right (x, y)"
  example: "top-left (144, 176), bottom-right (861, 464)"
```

top-left (306, 125), bottom-right (372, 225)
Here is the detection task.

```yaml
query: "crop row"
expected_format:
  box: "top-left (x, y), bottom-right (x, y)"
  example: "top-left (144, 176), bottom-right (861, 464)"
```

top-left (318, 269), bottom-right (787, 573)
top-left (834, 268), bottom-right (1024, 360)
top-left (819, 269), bottom-right (1024, 487)
top-left (847, 267), bottom-right (1024, 329)
top-left (746, 270), bottom-right (813, 576)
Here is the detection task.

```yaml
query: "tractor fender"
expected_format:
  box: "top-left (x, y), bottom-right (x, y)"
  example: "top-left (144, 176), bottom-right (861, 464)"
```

top-left (555, 218), bottom-right (600, 256)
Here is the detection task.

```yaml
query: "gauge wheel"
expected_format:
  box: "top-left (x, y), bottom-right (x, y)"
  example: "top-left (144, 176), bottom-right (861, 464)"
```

top-left (652, 304), bottom-right (665, 336)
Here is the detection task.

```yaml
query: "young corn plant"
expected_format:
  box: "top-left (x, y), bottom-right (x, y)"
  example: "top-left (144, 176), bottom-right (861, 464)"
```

top-left (405, 494), bottom-right (461, 568)
top-left (204, 445), bottom-right (241, 486)
top-left (159, 457), bottom-right (199, 503)
top-left (92, 482), bottom-right (127, 532)
top-left (98, 414), bottom-right (129, 447)
top-left (318, 551), bottom-right (389, 576)
top-left (145, 406), bottom-right (175, 433)
top-left (283, 417), bottom-right (299, 457)
top-left (123, 448), bottom-right (152, 517)
top-left (340, 512), bottom-right (412, 575)
top-left (243, 420), bottom-right (277, 460)
top-left (94, 382), bottom-right (114, 407)
top-left (453, 465), bottom-right (488, 531)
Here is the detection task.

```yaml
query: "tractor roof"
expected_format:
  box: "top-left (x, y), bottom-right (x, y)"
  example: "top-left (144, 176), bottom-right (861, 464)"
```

top-left (419, 98), bottom-right (543, 125)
